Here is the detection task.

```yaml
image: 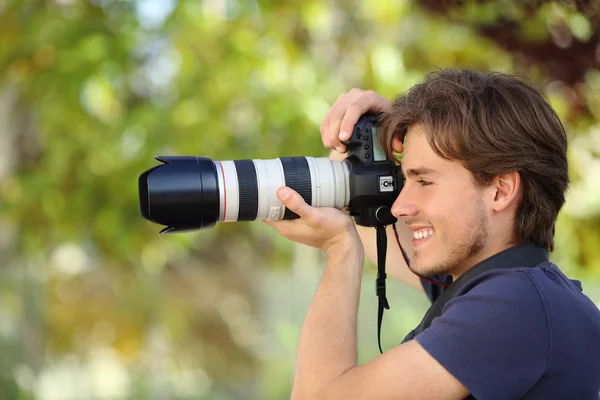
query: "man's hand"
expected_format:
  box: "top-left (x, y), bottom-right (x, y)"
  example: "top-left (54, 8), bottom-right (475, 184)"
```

top-left (264, 187), bottom-right (361, 254)
top-left (320, 88), bottom-right (403, 154)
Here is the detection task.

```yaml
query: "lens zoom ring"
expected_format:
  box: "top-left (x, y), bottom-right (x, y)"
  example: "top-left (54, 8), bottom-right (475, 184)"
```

top-left (234, 160), bottom-right (259, 221)
top-left (280, 157), bottom-right (312, 219)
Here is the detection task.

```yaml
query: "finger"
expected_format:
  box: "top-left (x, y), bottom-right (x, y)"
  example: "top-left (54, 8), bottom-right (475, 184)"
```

top-left (339, 90), bottom-right (391, 141)
top-left (325, 90), bottom-right (362, 152)
top-left (321, 92), bottom-right (342, 142)
top-left (277, 187), bottom-right (313, 220)
top-left (338, 103), bottom-right (363, 141)
top-left (263, 218), bottom-right (290, 231)
top-left (320, 113), bottom-right (331, 141)
top-left (262, 219), bottom-right (277, 228)
top-left (322, 95), bottom-right (349, 152)
top-left (262, 218), bottom-right (297, 239)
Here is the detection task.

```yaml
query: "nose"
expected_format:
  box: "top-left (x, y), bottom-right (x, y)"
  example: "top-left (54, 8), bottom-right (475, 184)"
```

top-left (390, 185), bottom-right (419, 219)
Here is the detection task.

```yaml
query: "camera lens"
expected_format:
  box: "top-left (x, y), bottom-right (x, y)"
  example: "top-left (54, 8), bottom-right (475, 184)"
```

top-left (139, 156), bottom-right (350, 232)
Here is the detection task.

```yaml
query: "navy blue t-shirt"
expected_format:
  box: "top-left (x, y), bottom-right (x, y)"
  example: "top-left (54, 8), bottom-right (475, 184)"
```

top-left (416, 262), bottom-right (600, 399)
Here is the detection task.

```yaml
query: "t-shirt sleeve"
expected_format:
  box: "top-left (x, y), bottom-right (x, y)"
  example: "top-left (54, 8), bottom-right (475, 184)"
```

top-left (415, 269), bottom-right (550, 400)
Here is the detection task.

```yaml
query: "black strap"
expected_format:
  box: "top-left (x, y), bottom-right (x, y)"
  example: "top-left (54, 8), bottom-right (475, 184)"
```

top-left (401, 242), bottom-right (549, 344)
top-left (375, 225), bottom-right (389, 353)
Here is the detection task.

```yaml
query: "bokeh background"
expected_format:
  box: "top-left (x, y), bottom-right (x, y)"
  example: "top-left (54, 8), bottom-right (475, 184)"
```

top-left (1, 0), bottom-right (600, 399)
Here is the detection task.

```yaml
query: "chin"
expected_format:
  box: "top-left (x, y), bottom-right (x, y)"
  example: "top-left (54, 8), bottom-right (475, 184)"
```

top-left (411, 256), bottom-right (450, 276)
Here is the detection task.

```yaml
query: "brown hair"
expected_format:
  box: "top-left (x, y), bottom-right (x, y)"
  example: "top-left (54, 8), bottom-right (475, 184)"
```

top-left (379, 68), bottom-right (569, 251)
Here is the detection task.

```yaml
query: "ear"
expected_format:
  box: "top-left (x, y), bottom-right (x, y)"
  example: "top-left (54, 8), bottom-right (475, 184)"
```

top-left (490, 171), bottom-right (521, 212)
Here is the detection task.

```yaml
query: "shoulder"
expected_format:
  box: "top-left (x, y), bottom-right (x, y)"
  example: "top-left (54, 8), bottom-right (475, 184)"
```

top-left (415, 268), bottom-right (551, 398)
top-left (445, 267), bottom-right (551, 338)
top-left (456, 266), bottom-right (545, 300)
top-left (428, 267), bottom-right (550, 344)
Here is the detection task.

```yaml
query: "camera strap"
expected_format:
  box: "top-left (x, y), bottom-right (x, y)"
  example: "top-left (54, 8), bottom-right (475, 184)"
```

top-left (375, 225), bottom-right (390, 354)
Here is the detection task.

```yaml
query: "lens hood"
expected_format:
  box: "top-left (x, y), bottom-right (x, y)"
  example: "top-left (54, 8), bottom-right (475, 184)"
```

top-left (138, 156), bottom-right (219, 234)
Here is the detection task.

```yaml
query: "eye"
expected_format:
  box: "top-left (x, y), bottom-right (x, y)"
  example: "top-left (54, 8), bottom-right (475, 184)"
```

top-left (417, 180), bottom-right (432, 186)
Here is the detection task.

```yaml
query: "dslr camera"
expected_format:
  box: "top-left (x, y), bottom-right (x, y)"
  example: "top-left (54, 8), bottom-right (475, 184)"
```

top-left (138, 114), bottom-right (403, 233)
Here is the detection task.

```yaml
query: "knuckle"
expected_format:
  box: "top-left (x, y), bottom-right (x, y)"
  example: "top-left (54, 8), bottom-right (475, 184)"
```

top-left (349, 87), bottom-right (363, 95)
top-left (307, 214), bottom-right (320, 227)
top-left (323, 131), bottom-right (335, 144)
top-left (279, 227), bottom-right (290, 238)
top-left (363, 89), bottom-right (377, 99)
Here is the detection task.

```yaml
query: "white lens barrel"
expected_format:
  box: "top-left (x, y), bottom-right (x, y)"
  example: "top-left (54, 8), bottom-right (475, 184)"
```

top-left (215, 161), bottom-right (240, 222)
top-left (214, 157), bottom-right (349, 222)
top-left (254, 158), bottom-right (287, 221)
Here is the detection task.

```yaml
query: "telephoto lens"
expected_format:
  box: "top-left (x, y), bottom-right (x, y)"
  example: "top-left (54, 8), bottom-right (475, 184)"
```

top-left (138, 156), bottom-right (350, 234)
top-left (140, 114), bottom-right (402, 233)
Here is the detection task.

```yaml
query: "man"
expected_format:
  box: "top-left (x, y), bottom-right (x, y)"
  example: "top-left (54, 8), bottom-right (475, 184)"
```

top-left (265, 69), bottom-right (600, 399)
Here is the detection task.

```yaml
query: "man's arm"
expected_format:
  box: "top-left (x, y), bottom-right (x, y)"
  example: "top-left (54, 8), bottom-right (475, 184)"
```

top-left (290, 235), bottom-right (468, 400)
top-left (329, 149), bottom-right (423, 292)
top-left (265, 188), bottom-right (468, 400)
top-left (290, 237), bottom-right (363, 399)
top-left (316, 341), bottom-right (470, 400)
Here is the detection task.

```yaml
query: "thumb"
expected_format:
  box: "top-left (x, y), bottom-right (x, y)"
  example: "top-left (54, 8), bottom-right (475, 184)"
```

top-left (277, 187), bottom-right (311, 218)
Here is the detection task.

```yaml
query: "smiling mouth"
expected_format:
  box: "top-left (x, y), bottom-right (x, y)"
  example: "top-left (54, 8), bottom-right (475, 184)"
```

top-left (412, 228), bottom-right (434, 247)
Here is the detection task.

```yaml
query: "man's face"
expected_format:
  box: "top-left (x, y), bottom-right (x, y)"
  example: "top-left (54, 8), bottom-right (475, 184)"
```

top-left (391, 123), bottom-right (491, 276)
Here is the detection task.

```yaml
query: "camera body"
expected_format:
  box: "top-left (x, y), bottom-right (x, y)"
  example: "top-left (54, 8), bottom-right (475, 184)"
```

top-left (138, 114), bottom-right (403, 233)
top-left (343, 114), bottom-right (402, 227)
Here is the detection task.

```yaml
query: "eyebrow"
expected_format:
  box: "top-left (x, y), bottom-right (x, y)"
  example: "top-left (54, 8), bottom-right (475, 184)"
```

top-left (402, 167), bottom-right (441, 178)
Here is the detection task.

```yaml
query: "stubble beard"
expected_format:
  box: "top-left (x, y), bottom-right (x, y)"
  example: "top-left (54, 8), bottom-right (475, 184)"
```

top-left (411, 199), bottom-right (490, 277)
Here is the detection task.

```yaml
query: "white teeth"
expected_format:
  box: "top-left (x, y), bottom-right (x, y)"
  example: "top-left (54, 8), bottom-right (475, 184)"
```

top-left (413, 229), bottom-right (434, 239)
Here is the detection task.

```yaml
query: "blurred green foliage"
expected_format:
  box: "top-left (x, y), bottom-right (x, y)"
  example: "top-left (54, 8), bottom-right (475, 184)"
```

top-left (0, 0), bottom-right (599, 399)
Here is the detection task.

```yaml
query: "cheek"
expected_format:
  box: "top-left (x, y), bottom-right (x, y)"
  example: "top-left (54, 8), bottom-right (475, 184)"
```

top-left (441, 192), bottom-right (487, 237)
top-left (427, 189), bottom-right (475, 235)
top-left (423, 186), bottom-right (463, 219)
